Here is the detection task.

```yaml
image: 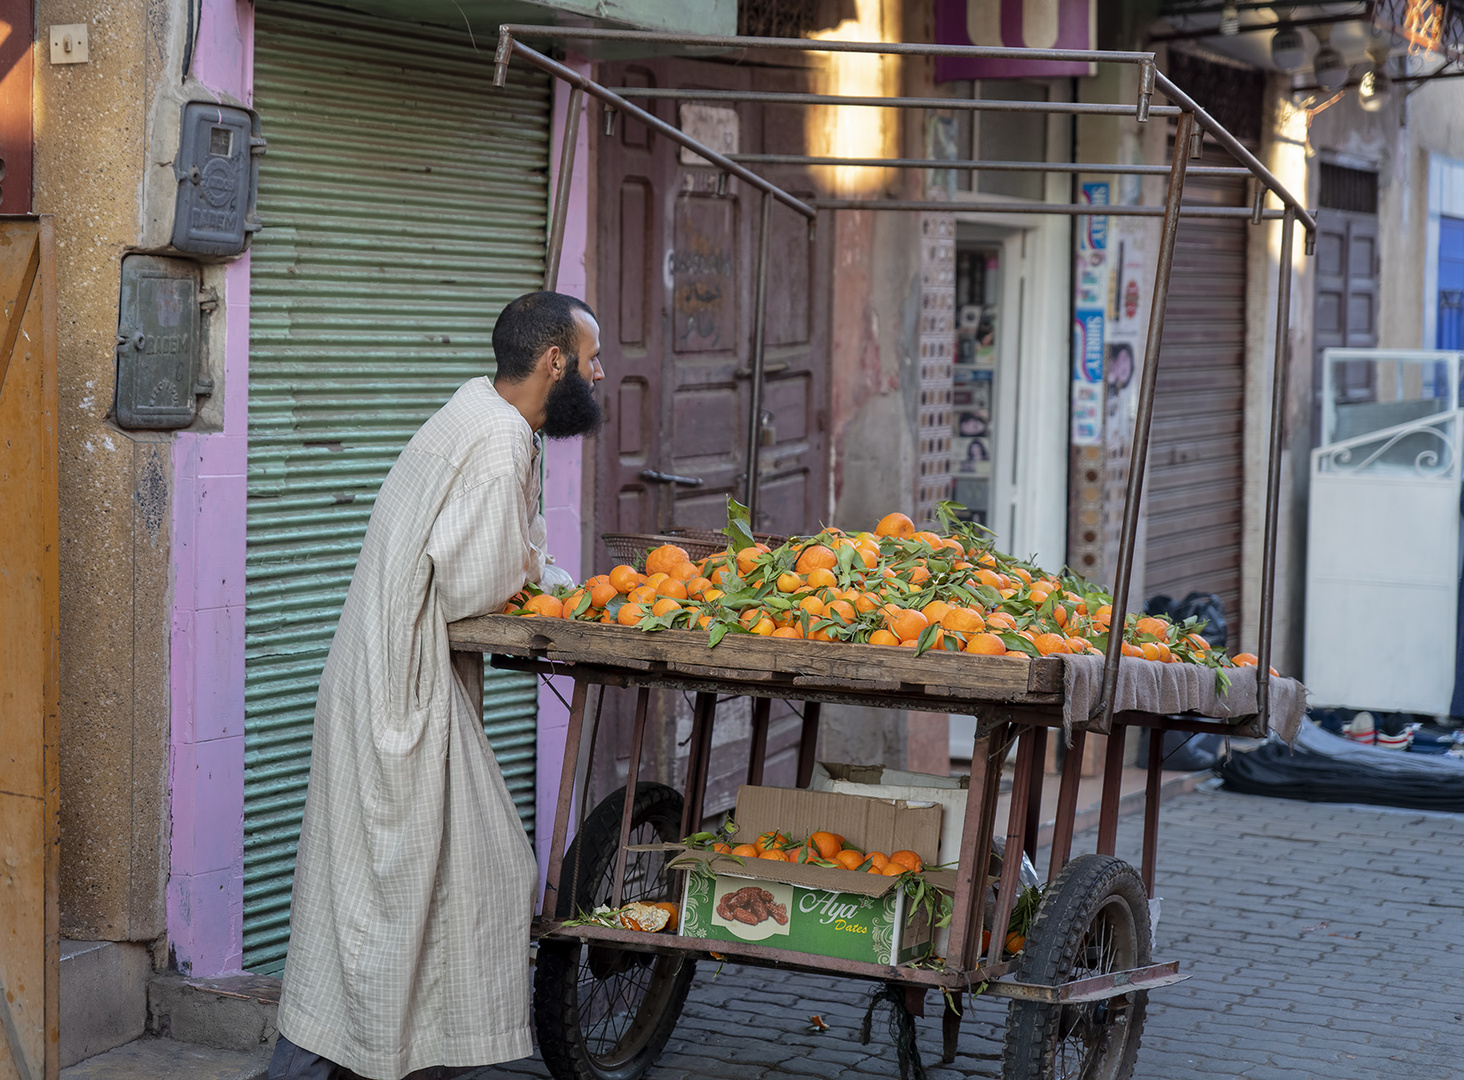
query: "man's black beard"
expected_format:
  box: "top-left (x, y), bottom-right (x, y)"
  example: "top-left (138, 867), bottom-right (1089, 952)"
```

top-left (541, 361), bottom-right (603, 439)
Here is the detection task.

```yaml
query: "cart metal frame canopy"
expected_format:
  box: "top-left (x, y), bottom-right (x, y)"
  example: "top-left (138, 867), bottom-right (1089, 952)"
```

top-left (455, 26), bottom-right (1313, 1075)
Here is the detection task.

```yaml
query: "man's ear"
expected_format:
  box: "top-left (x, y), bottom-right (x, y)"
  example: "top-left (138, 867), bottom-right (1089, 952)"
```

top-left (544, 344), bottom-right (563, 381)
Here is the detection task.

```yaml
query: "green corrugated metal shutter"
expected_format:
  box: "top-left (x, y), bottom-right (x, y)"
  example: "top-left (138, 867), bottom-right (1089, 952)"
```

top-left (243, 0), bottom-right (549, 974)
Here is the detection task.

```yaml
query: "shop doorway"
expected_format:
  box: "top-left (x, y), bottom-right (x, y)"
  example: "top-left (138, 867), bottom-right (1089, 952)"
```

top-left (952, 246), bottom-right (1001, 528)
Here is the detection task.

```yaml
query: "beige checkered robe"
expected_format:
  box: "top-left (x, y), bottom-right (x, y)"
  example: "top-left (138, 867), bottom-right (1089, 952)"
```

top-left (276, 378), bottom-right (544, 1078)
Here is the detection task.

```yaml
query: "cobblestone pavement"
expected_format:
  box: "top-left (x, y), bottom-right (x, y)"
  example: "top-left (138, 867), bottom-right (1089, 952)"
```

top-left (484, 787), bottom-right (1464, 1079)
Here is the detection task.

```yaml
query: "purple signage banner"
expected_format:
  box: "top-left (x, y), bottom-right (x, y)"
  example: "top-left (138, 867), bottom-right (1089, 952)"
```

top-left (934, 0), bottom-right (1095, 82)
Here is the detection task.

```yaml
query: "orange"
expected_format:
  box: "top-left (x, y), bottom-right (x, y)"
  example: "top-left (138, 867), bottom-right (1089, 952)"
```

top-left (864, 851), bottom-right (889, 872)
top-left (785, 845), bottom-right (808, 864)
top-left (797, 595), bottom-right (826, 618)
top-left (644, 572), bottom-right (669, 589)
top-left (1184, 632), bottom-right (1211, 652)
top-left (855, 545), bottom-right (879, 569)
top-left (886, 608), bottom-right (929, 643)
top-left (669, 560), bottom-right (701, 583)
top-left (965, 632), bottom-right (1006, 655)
top-left (655, 577), bottom-right (688, 600)
top-left (735, 544), bottom-right (769, 575)
top-left (853, 591), bottom-right (880, 613)
top-left (776, 571), bottom-right (804, 593)
top-left (1066, 636), bottom-right (1091, 654)
top-left (523, 594), bottom-right (563, 618)
top-left (826, 600), bottom-right (857, 625)
top-left (834, 850), bottom-right (866, 870)
top-left (1231, 652), bottom-right (1258, 667)
top-left (628, 584), bottom-right (657, 606)
top-left (711, 842), bottom-right (732, 854)
top-left (942, 607), bottom-right (985, 633)
top-left (868, 629), bottom-right (900, 646)
top-left (590, 581), bottom-right (619, 608)
top-left (795, 545), bottom-right (837, 574)
top-left (1032, 632), bottom-right (1070, 656)
top-left (650, 597), bottom-right (683, 618)
top-left (1121, 641), bottom-right (1144, 657)
top-left (686, 576), bottom-right (714, 599)
top-left (748, 616), bottom-right (775, 636)
top-left (1010, 567), bottom-right (1033, 586)
top-left (1052, 605), bottom-right (1068, 629)
top-left (880, 862), bottom-right (907, 876)
top-left (755, 830), bottom-right (789, 853)
top-left (1029, 588), bottom-right (1050, 605)
top-left (616, 602), bottom-right (647, 626)
top-left (758, 849), bottom-right (788, 861)
top-left (889, 850), bottom-right (923, 873)
top-left (875, 512), bottom-right (917, 539)
top-left (986, 610), bottom-right (1017, 631)
top-left (920, 600), bottom-right (952, 624)
top-left (730, 844), bottom-right (760, 858)
top-left (561, 589), bottom-right (588, 616)
top-left (806, 567), bottom-right (838, 589)
top-left (975, 568), bottom-right (1005, 590)
top-left (809, 831), bottom-right (842, 860)
top-left (771, 626), bottom-right (803, 638)
top-left (609, 564), bottom-right (643, 594)
top-left (1139, 641), bottom-right (1162, 661)
top-left (1005, 931), bottom-right (1026, 955)
top-left (912, 530), bottom-right (943, 549)
top-left (907, 564), bottom-right (931, 586)
top-left (702, 588), bottom-right (725, 603)
top-left (645, 543), bottom-right (691, 577)
top-left (1135, 616), bottom-right (1169, 639)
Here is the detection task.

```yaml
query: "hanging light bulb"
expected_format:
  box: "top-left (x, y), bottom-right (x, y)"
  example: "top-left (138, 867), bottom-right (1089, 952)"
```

top-left (1271, 9), bottom-right (1305, 72)
top-left (1220, 3), bottom-right (1240, 36)
top-left (1311, 25), bottom-right (1349, 92)
top-left (1358, 67), bottom-right (1392, 111)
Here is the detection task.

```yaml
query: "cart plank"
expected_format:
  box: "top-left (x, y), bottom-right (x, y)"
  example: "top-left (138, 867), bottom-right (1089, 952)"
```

top-left (450, 614), bottom-right (1063, 703)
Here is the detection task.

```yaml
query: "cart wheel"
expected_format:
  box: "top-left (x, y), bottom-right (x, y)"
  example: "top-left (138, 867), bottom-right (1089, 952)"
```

top-left (534, 782), bottom-right (695, 1080)
top-left (1001, 854), bottom-right (1151, 1080)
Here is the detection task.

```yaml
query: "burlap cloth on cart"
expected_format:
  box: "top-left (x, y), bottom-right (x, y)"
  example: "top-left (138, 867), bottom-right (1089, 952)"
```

top-left (1061, 654), bottom-right (1307, 745)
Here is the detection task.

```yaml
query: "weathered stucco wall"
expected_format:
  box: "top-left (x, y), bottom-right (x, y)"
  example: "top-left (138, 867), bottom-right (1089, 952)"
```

top-left (36, 0), bottom-right (175, 940)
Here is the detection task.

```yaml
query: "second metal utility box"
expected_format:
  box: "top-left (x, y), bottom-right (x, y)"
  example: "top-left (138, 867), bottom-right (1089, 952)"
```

top-left (172, 102), bottom-right (263, 256)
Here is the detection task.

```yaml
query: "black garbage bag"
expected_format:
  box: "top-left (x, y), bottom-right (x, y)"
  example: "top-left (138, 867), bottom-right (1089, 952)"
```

top-left (1138, 728), bottom-right (1224, 772)
top-left (1144, 591), bottom-right (1227, 649)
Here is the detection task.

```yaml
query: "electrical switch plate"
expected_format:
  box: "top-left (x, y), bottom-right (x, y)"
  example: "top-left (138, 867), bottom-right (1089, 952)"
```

top-left (49, 24), bottom-right (89, 65)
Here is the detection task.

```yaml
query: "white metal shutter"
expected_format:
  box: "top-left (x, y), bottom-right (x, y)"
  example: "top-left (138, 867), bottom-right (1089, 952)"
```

top-left (243, 0), bottom-right (549, 973)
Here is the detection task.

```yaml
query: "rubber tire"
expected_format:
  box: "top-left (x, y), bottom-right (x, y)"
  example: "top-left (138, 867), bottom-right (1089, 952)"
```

top-left (1001, 854), bottom-right (1151, 1080)
top-left (533, 783), bottom-right (696, 1080)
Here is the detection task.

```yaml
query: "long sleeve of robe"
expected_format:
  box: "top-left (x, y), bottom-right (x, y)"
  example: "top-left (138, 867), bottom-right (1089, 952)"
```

top-left (275, 378), bottom-right (544, 1079)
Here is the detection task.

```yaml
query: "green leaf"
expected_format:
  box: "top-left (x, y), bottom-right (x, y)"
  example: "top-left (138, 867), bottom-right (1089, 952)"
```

top-left (569, 590), bottom-right (593, 618)
top-left (723, 496), bottom-right (755, 553)
top-left (605, 595), bottom-right (627, 619)
top-left (914, 621), bottom-right (941, 655)
top-left (998, 631), bottom-right (1039, 657)
top-left (708, 622), bottom-right (731, 648)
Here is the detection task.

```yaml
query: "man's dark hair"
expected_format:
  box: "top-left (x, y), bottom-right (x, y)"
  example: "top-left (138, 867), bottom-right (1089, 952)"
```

top-left (491, 291), bottom-right (596, 383)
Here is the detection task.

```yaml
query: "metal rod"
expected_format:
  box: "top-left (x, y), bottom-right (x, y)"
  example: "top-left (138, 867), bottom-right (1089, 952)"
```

top-left (543, 679), bottom-right (589, 917)
top-left (745, 190), bottom-right (774, 522)
top-left (1154, 72), bottom-right (1316, 236)
top-left (610, 686), bottom-right (651, 908)
top-left (502, 38), bottom-right (816, 221)
top-left (747, 696), bottom-right (771, 785)
top-left (1137, 58), bottom-right (1155, 122)
top-left (1095, 726), bottom-right (1128, 857)
top-left (1023, 725), bottom-right (1047, 863)
top-left (1092, 110), bottom-right (1194, 725)
top-left (607, 85), bottom-right (1180, 117)
top-left (1251, 181), bottom-right (1265, 226)
top-left (810, 198), bottom-right (1296, 220)
top-left (544, 84), bottom-right (583, 291)
top-left (681, 692), bottom-right (718, 838)
top-left (795, 701), bottom-right (821, 789)
top-left (729, 153), bottom-right (1252, 177)
top-left (500, 23), bottom-right (1157, 65)
top-left (1256, 207), bottom-right (1296, 730)
top-left (1048, 730), bottom-right (1086, 882)
top-left (1140, 724), bottom-right (1164, 897)
top-left (986, 727), bottom-right (1036, 966)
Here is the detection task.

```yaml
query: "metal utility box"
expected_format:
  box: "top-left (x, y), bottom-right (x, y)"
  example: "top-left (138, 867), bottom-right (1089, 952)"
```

top-left (114, 255), bottom-right (214, 430)
top-left (171, 102), bottom-right (263, 256)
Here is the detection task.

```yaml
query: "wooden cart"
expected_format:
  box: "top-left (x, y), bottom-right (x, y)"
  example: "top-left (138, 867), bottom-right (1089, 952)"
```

top-left (449, 614), bottom-right (1295, 1080)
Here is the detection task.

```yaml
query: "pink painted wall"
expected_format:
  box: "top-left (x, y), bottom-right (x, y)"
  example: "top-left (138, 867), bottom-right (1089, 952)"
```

top-left (166, 0), bottom-right (254, 977)
top-left (536, 59), bottom-right (593, 886)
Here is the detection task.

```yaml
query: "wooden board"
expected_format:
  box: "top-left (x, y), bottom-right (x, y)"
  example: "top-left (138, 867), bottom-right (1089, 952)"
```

top-left (448, 614), bottom-right (1064, 705)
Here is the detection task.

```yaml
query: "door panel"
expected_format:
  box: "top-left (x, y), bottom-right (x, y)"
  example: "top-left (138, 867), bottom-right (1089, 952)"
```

top-left (593, 55), bottom-right (826, 822)
top-left (0, 218), bottom-right (58, 1080)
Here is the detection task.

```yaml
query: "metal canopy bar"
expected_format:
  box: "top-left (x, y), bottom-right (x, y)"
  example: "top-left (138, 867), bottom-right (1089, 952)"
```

top-left (495, 38), bottom-right (816, 221)
top-left (810, 199), bottom-right (1298, 220)
top-left (498, 23), bottom-right (1157, 65)
top-left (1153, 71), bottom-right (1316, 237)
top-left (730, 153), bottom-right (1253, 177)
top-left (606, 85), bottom-right (1180, 117)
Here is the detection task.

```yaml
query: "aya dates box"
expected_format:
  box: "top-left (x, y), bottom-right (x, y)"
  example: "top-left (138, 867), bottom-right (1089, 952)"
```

top-left (663, 786), bottom-right (955, 965)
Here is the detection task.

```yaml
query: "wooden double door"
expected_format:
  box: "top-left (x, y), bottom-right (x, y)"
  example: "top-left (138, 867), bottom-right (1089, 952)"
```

top-left (591, 55), bottom-right (828, 818)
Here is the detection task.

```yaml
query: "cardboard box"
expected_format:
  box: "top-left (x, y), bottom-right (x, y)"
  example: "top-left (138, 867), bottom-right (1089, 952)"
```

top-left (812, 762), bottom-right (970, 867)
top-left (669, 786), bottom-right (955, 966)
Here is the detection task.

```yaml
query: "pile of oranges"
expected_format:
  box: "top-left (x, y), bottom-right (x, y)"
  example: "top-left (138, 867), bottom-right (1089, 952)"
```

top-left (508, 509), bottom-right (1263, 675)
top-left (713, 828), bottom-right (926, 877)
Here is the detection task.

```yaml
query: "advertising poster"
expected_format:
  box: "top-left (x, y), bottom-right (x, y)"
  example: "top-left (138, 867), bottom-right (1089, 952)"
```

top-left (1071, 181), bottom-right (1109, 446)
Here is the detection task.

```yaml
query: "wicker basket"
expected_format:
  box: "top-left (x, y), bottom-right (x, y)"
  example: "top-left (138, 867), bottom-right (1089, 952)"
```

top-left (600, 528), bottom-right (788, 571)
